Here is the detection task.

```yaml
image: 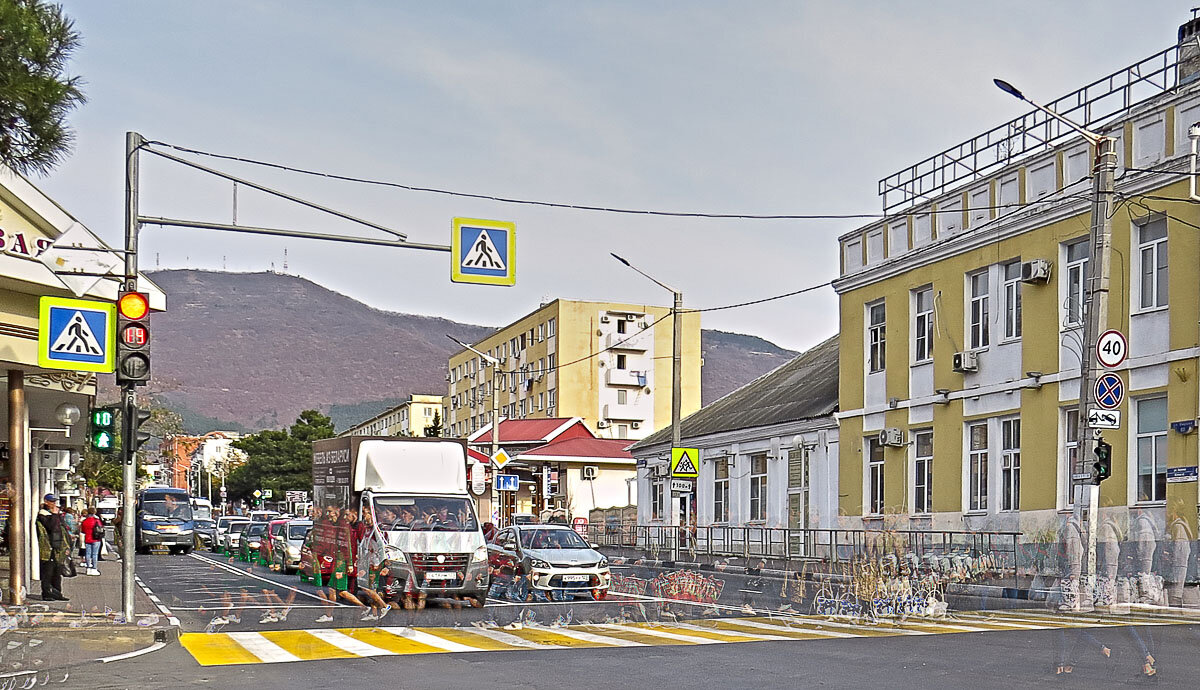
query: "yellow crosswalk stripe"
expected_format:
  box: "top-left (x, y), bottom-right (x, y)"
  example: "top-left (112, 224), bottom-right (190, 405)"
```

top-left (705, 618), bottom-right (855, 640)
top-left (336, 628), bottom-right (450, 655)
top-left (258, 630), bottom-right (359, 660)
top-left (179, 632), bottom-right (264, 666)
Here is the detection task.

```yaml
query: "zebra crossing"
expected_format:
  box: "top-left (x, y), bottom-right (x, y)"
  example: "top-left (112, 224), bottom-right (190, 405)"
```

top-left (179, 608), bottom-right (1200, 666)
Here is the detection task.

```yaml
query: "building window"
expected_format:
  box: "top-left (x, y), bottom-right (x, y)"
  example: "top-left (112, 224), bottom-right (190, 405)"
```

top-left (1138, 219), bottom-right (1168, 309)
top-left (914, 430), bottom-right (933, 514)
top-left (969, 271), bottom-right (989, 349)
top-left (548, 389), bottom-right (556, 409)
top-left (1003, 261), bottom-right (1022, 341)
top-left (617, 318), bottom-right (627, 334)
top-left (548, 318), bottom-right (556, 337)
top-left (1137, 397), bottom-right (1168, 502)
top-left (537, 392), bottom-right (544, 411)
top-left (713, 458), bottom-right (729, 523)
top-left (968, 422), bottom-right (988, 511)
top-left (1001, 417), bottom-right (1020, 511)
top-left (1065, 239), bottom-right (1089, 327)
top-left (749, 454), bottom-right (768, 521)
top-left (547, 353), bottom-right (556, 372)
top-left (617, 424), bottom-right (628, 439)
top-left (616, 354), bottom-right (627, 370)
top-left (913, 287), bottom-right (933, 363)
top-left (537, 323), bottom-right (545, 341)
top-left (867, 438), bottom-right (884, 515)
top-left (617, 389), bottom-right (627, 405)
top-left (867, 301), bottom-right (886, 373)
top-left (651, 479), bottom-right (665, 520)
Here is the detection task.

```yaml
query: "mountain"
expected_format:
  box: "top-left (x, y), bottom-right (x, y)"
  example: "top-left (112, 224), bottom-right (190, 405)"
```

top-left (136, 270), bottom-right (797, 433)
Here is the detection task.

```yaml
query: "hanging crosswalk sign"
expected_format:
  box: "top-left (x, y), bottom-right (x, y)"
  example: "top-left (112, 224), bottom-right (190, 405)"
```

top-left (38, 296), bottom-right (116, 373)
top-left (451, 217), bottom-right (515, 286)
top-left (671, 447), bottom-right (699, 478)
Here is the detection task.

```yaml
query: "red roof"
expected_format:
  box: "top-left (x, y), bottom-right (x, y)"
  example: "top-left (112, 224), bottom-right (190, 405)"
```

top-left (470, 418), bottom-right (590, 444)
top-left (517, 437), bottom-right (635, 463)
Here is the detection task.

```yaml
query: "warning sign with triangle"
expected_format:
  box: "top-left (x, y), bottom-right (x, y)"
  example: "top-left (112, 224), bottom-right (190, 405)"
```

top-left (451, 217), bottom-right (516, 286)
top-left (38, 296), bottom-right (116, 373)
top-left (671, 447), bottom-right (699, 478)
top-left (462, 229), bottom-right (507, 271)
top-left (51, 311), bottom-right (104, 356)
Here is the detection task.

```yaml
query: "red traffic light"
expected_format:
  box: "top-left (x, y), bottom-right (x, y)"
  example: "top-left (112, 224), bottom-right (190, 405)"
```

top-left (117, 292), bottom-right (149, 320)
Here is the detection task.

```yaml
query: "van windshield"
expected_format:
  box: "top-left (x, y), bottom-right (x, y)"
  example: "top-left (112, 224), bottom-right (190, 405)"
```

top-left (141, 496), bottom-right (192, 520)
top-left (373, 497), bottom-right (478, 532)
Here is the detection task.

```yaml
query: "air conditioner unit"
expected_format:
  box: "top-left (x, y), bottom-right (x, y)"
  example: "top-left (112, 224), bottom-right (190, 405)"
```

top-left (445, 373), bottom-right (451, 382)
top-left (597, 420), bottom-right (610, 428)
top-left (653, 464), bottom-right (671, 478)
top-left (625, 314), bottom-right (636, 321)
top-left (38, 450), bottom-right (70, 470)
top-left (953, 350), bottom-right (979, 373)
top-left (1020, 258), bottom-right (1052, 284)
top-left (878, 428), bottom-right (905, 447)
top-left (581, 465), bottom-right (599, 480)
top-left (631, 421), bottom-right (641, 429)
top-left (600, 316), bottom-right (611, 323)
top-left (643, 386), bottom-right (652, 394)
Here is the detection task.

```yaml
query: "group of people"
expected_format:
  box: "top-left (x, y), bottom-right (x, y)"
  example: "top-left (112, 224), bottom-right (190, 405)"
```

top-left (35, 493), bottom-right (107, 602)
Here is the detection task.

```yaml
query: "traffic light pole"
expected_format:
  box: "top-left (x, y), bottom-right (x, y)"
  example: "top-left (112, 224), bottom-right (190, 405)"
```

top-left (121, 131), bottom-right (143, 623)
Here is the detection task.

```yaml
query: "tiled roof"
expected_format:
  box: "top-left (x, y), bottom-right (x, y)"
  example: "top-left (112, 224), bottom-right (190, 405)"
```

top-left (517, 437), bottom-right (635, 462)
top-left (469, 417), bottom-right (586, 444)
top-left (630, 334), bottom-right (838, 451)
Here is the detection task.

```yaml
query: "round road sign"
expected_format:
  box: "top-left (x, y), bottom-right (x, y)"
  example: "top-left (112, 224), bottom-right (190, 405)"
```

top-left (1094, 372), bottom-right (1125, 410)
top-left (1096, 329), bottom-right (1128, 368)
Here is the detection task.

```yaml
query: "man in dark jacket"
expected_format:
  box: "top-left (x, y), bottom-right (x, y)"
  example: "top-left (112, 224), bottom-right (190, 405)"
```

top-left (36, 493), bottom-right (69, 601)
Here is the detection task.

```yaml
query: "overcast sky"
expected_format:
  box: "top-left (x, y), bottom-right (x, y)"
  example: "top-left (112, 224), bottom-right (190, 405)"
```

top-left (40, 1), bottom-right (1196, 352)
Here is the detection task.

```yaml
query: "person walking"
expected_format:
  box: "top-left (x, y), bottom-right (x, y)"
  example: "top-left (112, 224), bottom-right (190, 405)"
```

top-left (62, 506), bottom-right (80, 564)
top-left (81, 509), bottom-right (103, 575)
top-left (36, 494), bottom-right (69, 601)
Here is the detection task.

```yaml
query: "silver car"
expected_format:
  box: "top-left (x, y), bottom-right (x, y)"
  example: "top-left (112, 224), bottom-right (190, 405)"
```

top-left (219, 518), bottom-right (250, 553)
top-left (270, 519), bottom-right (312, 573)
top-left (488, 525), bottom-right (611, 599)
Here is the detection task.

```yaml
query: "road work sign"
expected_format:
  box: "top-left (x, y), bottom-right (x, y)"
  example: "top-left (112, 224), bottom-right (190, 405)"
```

top-left (38, 296), bottom-right (116, 373)
top-left (671, 448), bottom-right (699, 478)
top-left (452, 217), bottom-right (515, 286)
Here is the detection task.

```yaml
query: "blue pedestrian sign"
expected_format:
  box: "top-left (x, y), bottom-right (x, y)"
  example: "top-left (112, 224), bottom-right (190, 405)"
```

top-left (451, 217), bottom-right (515, 286)
top-left (1094, 372), bottom-right (1125, 410)
top-left (495, 474), bottom-right (520, 492)
top-left (38, 296), bottom-right (116, 373)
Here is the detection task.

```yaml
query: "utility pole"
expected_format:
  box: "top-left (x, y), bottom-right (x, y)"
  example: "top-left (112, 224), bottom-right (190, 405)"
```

top-left (121, 131), bottom-right (142, 622)
top-left (671, 290), bottom-right (683, 452)
top-left (448, 336), bottom-right (504, 524)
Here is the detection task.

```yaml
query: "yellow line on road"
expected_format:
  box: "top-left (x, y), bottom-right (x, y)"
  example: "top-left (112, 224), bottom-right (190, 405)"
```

top-left (259, 630), bottom-right (358, 660)
top-left (180, 632), bottom-right (269, 666)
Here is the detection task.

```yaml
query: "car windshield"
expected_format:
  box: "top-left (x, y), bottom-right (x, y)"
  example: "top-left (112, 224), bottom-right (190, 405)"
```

top-left (245, 524), bottom-right (266, 537)
top-left (373, 496), bottom-right (478, 532)
top-left (287, 524), bottom-right (310, 540)
top-left (519, 528), bottom-right (588, 549)
top-left (141, 498), bottom-right (193, 520)
top-left (228, 522), bottom-right (248, 534)
top-left (192, 505), bottom-right (212, 521)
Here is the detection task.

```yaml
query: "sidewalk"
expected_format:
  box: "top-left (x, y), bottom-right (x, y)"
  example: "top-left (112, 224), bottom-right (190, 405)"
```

top-left (0, 546), bottom-right (177, 677)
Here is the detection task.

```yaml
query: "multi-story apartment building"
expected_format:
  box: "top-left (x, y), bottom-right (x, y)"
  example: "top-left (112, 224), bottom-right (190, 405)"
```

top-left (341, 394), bottom-right (444, 437)
top-left (834, 16), bottom-right (1200, 549)
top-left (446, 299), bottom-right (701, 442)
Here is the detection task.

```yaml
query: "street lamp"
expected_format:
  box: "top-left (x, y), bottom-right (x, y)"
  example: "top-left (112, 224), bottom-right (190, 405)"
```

top-left (448, 334), bottom-right (504, 523)
top-left (610, 253), bottom-right (684, 456)
top-left (995, 77), bottom-right (1116, 610)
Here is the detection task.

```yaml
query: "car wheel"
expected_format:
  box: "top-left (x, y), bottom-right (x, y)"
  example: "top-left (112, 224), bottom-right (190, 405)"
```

top-left (181, 546), bottom-right (193, 555)
top-left (592, 588), bottom-right (607, 601)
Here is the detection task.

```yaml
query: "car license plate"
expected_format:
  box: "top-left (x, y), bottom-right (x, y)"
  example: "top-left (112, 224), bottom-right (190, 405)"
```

top-left (425, 571), bottom-right (457, 581)
top-left (562, 574), bottom-right (589, 583)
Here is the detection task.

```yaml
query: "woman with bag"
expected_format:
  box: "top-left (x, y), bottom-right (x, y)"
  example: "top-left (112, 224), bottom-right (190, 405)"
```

top-left (81, 509), bottom-right (103, 575)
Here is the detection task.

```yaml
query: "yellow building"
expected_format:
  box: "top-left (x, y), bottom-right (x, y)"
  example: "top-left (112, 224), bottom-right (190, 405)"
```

top-left (341, 394), bottom-right (445, 437)
top-left (447, 299), bottom-right (701, 441)
top-left (834, 17), bottom-right (1200, 552)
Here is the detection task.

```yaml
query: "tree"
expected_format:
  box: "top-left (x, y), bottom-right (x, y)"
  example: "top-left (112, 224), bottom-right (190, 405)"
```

top-left (228, 410), bottom-right (334, 503)
top-left (0, 0), bottom-right (86, 175)
top-left (424, 411), bottom-right (442, 437)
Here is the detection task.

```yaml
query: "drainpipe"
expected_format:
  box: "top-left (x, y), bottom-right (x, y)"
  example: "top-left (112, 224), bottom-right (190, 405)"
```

top-left (1190, 124), bottom-right (1200, 202)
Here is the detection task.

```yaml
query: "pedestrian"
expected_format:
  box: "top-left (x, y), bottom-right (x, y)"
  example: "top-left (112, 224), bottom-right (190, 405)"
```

top-left (36, 494), bottom-right (69, 601)
top-left (62, 506), bottom-right (80, 562)
top-left (81, 508), bottom-right (104, 575)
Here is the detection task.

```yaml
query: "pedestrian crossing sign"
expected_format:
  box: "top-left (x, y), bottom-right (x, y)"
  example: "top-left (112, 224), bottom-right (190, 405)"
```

top-left (451, 217), bottom-right (515, 286)
top-left (671, 447), bottom-right (699, 478)
top-left (38, 296), bottom-right (116, 373)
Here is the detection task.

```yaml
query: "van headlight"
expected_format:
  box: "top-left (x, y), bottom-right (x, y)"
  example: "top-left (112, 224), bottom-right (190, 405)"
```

top-left (472, 545), bottom-right (488, 562)
top-left (384, 546), bottom-right (408, 564)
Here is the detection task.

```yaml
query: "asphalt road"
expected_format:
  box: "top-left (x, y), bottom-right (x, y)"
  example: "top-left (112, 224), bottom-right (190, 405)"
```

top-left (79, 621), bottom-right (1200, 690)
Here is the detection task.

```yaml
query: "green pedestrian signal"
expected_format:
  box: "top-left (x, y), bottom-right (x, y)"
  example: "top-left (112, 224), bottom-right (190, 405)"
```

top-left (1092, 438), bottom-right (1112, 485)
top-left (89, 406), bottom-right (117, 453)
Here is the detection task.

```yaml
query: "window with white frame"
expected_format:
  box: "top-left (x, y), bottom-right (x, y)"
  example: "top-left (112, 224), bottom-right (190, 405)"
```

top-left (913, 287), bottom-right (933, 363)
top-left (1001, 417), bottom-right (1021, 511)
top-left (1002, 261), bottom-right (1022, 341)
top-left (1136, 397), bottom-right (1167, 503)
top-left (913, 430), bottom-right (933, 515)
top-left (547, 353), bottom-right (556, 372)
top-left (617, 389), bottom-right (627, 405)
top-left (616, 354), bottom-right (627, 370)
top-left (1063, 408), bottom-right (1079, 508)
top-left (968, 422), bottom-right (989, 511)
top-left (969, 271), bottom-right (990, 349)
top-left (1064, 239), bottom-right (1089, 327)
top-left (651, 478), bottom-right (665, 520)
top-left (537, 323), bottom-right (544, 341)
top-left (713, 458), bottom-right (729, 523)
top-left (1138, 218), bottom-right (1168, 310)
top-left (867, 301), bottom-right (886, 373)
top-left (867, 438), bottom-right (885, 515)
top-left (749, 454), bottom-right (768, 522)
top-left (548, 318), bottom-right (556, 337)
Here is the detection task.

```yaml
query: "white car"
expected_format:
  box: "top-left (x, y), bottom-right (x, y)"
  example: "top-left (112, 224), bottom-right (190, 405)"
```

top-left (488, 525), bottom-right (611, 600)
top-left (217, 517), bottom-right (250, 553)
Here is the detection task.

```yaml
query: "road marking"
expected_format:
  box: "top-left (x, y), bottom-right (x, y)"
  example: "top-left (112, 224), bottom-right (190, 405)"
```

top-left (187, 552), bottom-right (337, 604)
top-left (381, 627), bottom-right (483, 652)
top-left (459, 626), bottom-right (562, 649)
top-left (523, 624), bottom-right (647, 647)
top-left (225, 632), bottom-right (301, 663)
top-left (304, 629), bottom-right (394, 657)
top-left (594, 623), bottom-right (723, 644)
top-left (656, 621), bottom-right (791, 641)
top-left (712, 617), bottom-right (858, 638)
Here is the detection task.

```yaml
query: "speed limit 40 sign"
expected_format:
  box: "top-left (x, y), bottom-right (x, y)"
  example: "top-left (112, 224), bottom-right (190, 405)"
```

top-left (1096, 329), bottom-right (1128, 369)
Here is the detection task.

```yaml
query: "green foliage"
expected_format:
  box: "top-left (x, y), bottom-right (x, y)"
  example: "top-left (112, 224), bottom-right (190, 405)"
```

top-left (423, 411), bottom-right (442, 437)
top-left (227, 410), bottom-right (334, 502)
top-left (0, 0), bottom-right (86, 175)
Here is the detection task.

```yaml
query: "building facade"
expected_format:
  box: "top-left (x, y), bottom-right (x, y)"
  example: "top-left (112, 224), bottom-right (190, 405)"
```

top-left (341, 394), bottom-right (444, 437)
top-left (834, 19), bottom-right (1200, 551)
top-left (446, 299), bottom-right (702, 442)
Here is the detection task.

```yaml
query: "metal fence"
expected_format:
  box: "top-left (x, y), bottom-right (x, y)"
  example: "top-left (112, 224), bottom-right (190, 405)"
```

top-left (588, 522), bottom-right (1020, 571)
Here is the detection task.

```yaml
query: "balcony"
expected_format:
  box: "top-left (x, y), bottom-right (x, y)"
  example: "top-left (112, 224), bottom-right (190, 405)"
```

top-left (604, 329), bottom-right (650, 352)
top-left (606, 368), bottom-right (647, 387)
top-left (602, 403), bottom-right (645, 423)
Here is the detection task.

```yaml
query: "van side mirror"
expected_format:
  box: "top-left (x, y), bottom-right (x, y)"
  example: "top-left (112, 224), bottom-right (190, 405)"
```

top-left (589, 542), bottom-right (600, 550)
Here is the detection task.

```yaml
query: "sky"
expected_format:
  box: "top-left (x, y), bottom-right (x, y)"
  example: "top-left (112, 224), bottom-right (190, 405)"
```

top-left (36, 0), bottom-right (1199, 352)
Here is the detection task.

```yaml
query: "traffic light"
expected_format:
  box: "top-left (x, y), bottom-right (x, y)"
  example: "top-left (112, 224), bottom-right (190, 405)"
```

top-left (124, 405), bottom-right (152, 455)
top-left (1092, 438), bottom-right (1113, 484)
top-left (115, 290), bottom-right (150, 386)
top-left (89, 406), bottom-right (117, 453)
